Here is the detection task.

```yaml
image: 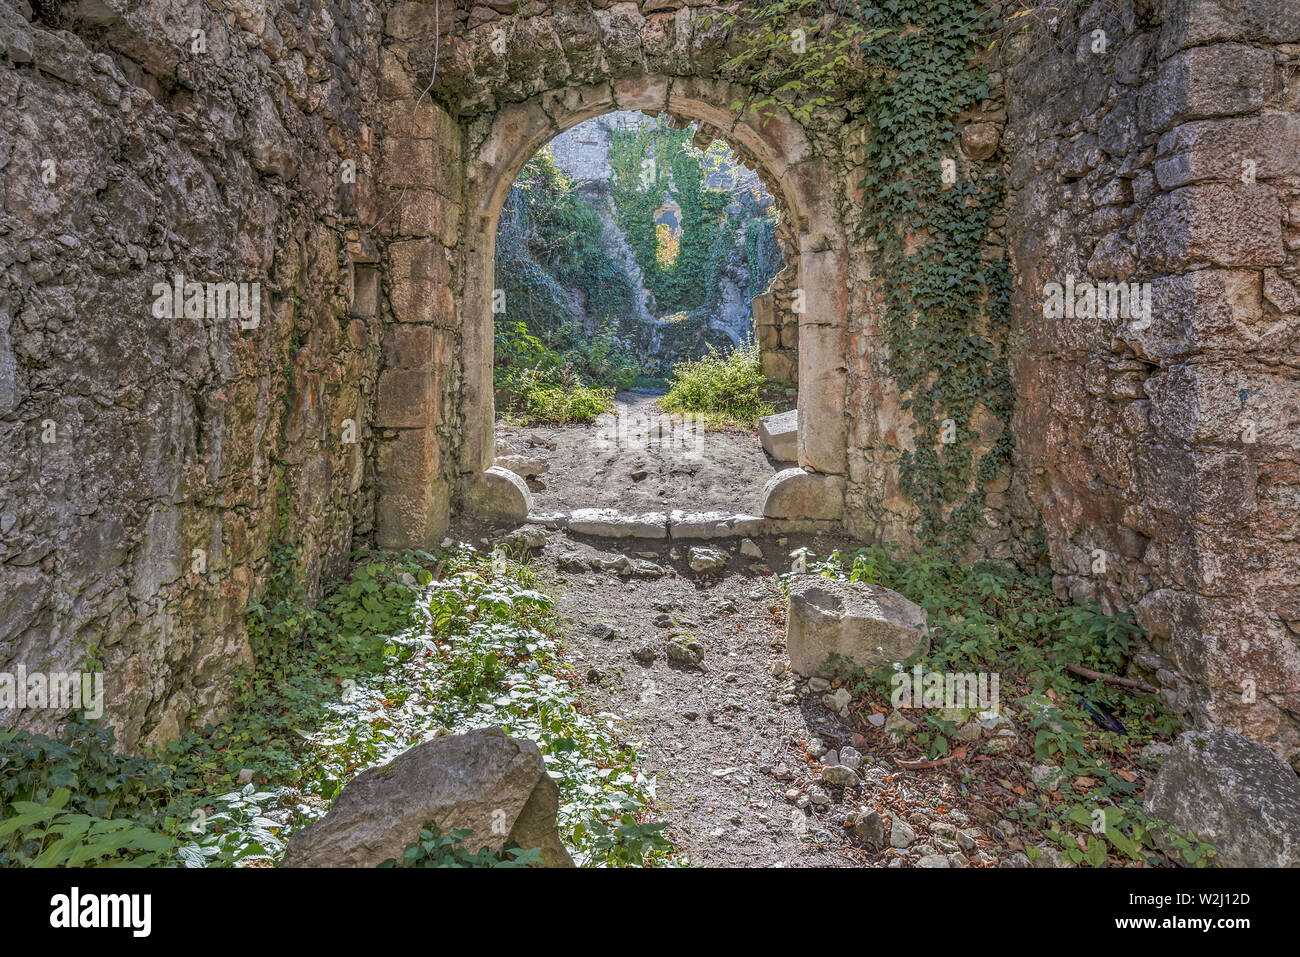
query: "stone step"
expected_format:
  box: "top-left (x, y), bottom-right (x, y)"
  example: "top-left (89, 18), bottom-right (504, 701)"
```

top-left (525, 507), bottom-right (837, 540)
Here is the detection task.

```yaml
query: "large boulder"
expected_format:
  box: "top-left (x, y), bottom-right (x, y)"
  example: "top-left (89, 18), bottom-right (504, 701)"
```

top-left (786, 577), bottom-right (928, 676)
top-left (759, 409), bottom-right (797, 463)
top-left (281, 727), bottom-right (573, 868)
top-left (1143, 730), bottom-right (1300, 867)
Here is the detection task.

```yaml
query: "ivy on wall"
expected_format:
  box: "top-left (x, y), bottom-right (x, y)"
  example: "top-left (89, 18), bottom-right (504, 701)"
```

top-left (608, 120), bottom-right (735, 318)
top-left (720, 0), bottom-right (1011, 546)
top-left (743, 210), bottom-right (782, 298)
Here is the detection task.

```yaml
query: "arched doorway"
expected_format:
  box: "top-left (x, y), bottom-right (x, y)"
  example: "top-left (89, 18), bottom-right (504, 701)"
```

top-left (454, 77), bottom-right (849, 524)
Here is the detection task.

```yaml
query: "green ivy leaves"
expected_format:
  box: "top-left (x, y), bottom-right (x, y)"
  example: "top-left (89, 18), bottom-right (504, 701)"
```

top-left (725, 0), bottom-right (1011, 545)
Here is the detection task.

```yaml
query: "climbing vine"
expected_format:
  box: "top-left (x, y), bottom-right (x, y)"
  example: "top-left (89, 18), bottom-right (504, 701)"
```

top-left (608, 119), bottom-right (735, 317)
top-left (743, 210), bottom-right (782, 298)
top-left (721, 0), bottom-right (1012, 545)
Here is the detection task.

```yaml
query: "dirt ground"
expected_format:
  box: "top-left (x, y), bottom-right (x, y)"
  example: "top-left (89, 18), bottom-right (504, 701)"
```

top-left (495, 390), bottom-right (780, 515)
top-left (445, 518), bottom-right (1044, 868)
top-left (461, 397), bottom-right (1056, 868)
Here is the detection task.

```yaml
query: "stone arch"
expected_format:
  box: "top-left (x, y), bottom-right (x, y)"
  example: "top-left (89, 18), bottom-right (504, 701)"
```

top-left (451, 76), bottom-right (849, 522)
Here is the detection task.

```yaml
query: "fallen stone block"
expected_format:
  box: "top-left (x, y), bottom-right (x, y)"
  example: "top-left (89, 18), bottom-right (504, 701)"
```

top-left (461, 466), bottom-right (532, 522)
top-left (759, 409), bottom-right (797, 463)
top-left (280, 727), bottom-right (573, 868)
top-left (786, 576), bottom-right (928, 676)
top-left (1143, 729), bottom-right (1300, 867)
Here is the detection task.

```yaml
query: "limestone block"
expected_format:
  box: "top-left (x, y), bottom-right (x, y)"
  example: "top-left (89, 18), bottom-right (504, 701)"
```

top-left (375, 367), bottom-right (435, 428)
top-left (1137, 44), bottom-right (1273, 133)
top-left (1159, 0), bottom-right (1300, 57)
top-left (1137, 183), bottom-right (1283, 270)
top-left (1155, 115), bottom-right (1300, 189)
top-left (760, 468), bottom-right (845, 521)
top-left (759, 409), bottom-right (798, 463)
top-left (461, 466), bottom-right (532, 522)
top-left (564, 507), bottom-right (668, 538)
top-left (786, 576), bottom-right (929, 676)
top-left (282, 728), bottom-right (572, 867)
top-left (668, 510), bottom-right (765, 539)
top-left (1144, 730), bottom-right (1300, 867)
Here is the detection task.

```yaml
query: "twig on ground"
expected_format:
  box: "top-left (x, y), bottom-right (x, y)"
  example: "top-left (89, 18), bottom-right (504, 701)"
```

top-left (1065, 662), bottom-right (1158, 694)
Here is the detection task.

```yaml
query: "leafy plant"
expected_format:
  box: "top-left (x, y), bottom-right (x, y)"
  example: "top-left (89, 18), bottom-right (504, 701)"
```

top-left (0, 788), bottom-right (175, 868)
top-left (660, 341), bottom-right (773, 427)
top-left (378, 824), bottom-right (543, 868)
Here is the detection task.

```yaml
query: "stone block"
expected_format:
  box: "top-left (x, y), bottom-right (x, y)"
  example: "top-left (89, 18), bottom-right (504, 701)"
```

top-left (1144, 730), bottom-right (1300, 867)
top-left (460, 466), bottom-right (532, 522)
top-left (375, 367), bottom-right (435, 428)
top-left (759, 409), bottom-right (798, 463)
top-left (786, 576), bottom-right (929, 676)
top-left (1137, 183), bottom-right (1283, 270)
top-left (1155, 115), bottom-right (1300, 189)
top-left (760, 468), bottom-right (845, 520)
top-left (282, 727), bottom-right (572, 867)
top-left (1159, 0), bottom-right (1300, 57)
top-left (1138, 44), bottom-right (1273, 133)
top-left (564, 508), bottom-right (668, 539)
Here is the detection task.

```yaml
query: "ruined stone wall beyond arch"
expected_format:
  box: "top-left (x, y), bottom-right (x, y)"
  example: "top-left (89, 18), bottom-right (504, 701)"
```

top-left (373, 0), bottom-right (1020, 550)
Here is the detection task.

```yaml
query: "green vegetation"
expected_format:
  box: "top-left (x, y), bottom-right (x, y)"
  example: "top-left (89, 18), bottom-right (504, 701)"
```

top-left (378, 824), bottom-right (543, 868)
top-left (0, 547), bottom-right (674, 868)
top-left (609, 121), bottom-right (736, 318)
top-left (659, 341), bottom-right (774, 428)
top-left (494, 149), bottom-right (652, 423)
top-left (494, 121), bottom-right (784, 423)
top-left (722, 1), bottom-right (1012, 545)
top-left (799, 545), bottom-right (1215, 867)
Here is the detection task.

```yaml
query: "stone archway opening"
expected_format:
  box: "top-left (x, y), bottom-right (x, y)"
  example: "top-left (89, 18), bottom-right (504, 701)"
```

top-left (450, 77), bottom-right (850, 532)
top-left (488, 109), bottom-right (797, 520)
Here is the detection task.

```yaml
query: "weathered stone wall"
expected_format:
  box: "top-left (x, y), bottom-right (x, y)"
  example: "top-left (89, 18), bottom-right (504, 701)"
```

top-left (1004, 0), bottom-right (1300, 765)
top-left (372, 14), bottom-right (461, 549)
top-left (3, 0), bottom-right (1294, 769)
top-left (0, 0), bottom-right (387, 748)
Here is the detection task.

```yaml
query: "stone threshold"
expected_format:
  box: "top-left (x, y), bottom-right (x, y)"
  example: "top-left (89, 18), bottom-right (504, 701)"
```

top-left (523, 507), bottom-right (839, 540)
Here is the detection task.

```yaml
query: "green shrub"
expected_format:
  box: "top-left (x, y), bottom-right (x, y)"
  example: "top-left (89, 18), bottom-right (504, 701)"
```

top-left (0, 548), bottom-right (674, 868)
top-left (497, 365), bottom-right (613, 424)
top-left (0, 788), bottom-right (176, 868)
top-left (660, 341), bottom-right (773, 426)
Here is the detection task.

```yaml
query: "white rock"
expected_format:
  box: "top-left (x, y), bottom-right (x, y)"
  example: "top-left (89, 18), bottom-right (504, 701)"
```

top-left (786, 577), bottom-right (928, 676)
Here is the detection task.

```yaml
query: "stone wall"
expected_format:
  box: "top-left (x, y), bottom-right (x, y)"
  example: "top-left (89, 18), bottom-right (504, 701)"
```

top-left (2, 0), bottom-right (1295, 769)
top-left (0, 0), bottom-right (387, 748)
top-left (1004, 0), bottom-right (1300, 765)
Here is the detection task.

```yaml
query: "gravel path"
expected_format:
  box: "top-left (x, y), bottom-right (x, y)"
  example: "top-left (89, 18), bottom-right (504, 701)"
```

top-left (495, 391), bottom-right (780, 515)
